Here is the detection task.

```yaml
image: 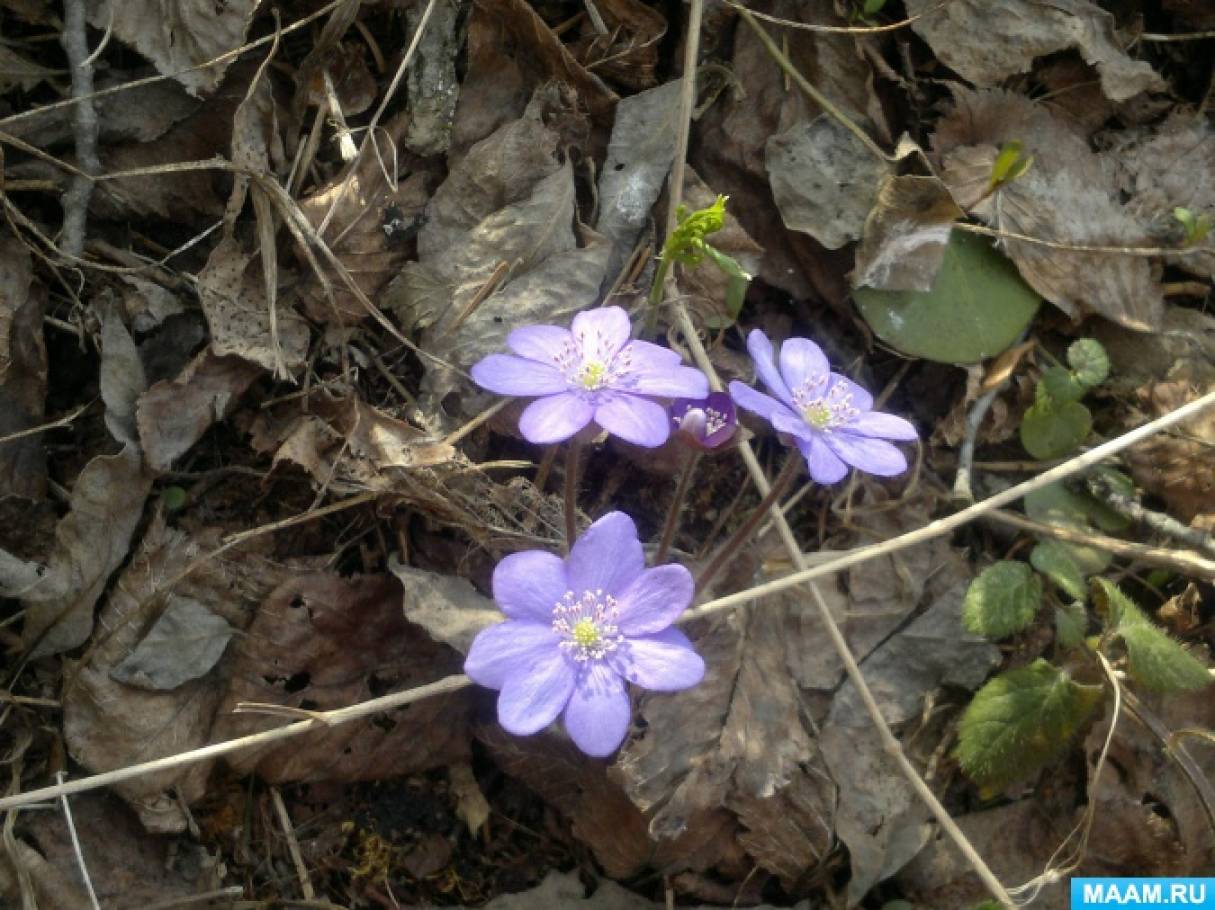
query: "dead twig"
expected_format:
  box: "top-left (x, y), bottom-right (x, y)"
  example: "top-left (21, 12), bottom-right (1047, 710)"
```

top-left (271, 786), bottom-right (316, 901)
top-left (723, 0), bottom-right (954, 35)
top-left (58, 0), bottom-right (100, 259)
top-left (55, 772), bottom-right (100, 910)
top-left (1085, 472), bottom-right (1215, 557)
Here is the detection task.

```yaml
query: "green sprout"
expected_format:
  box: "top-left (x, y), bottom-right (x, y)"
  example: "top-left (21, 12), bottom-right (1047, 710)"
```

top-left (1172, 207), bottom-right (1212, 247)
top-left (989, 140), bottom-right (1034, 191)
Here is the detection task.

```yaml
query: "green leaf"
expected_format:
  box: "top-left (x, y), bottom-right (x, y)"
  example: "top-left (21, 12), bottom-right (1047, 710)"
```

top-left (1030, 540), bottom-right (1087, 601)
top-left (854, 231), bottom-right (1040, 364)
top-left (1020, 399), bottom-right (1092, 459)
top-left (160, 486), bottom-right (189, 512)
top-left (1067, 339), bottom-right (1109, 389)
top-left (1092, 578), bottom-right (1212, 693)
top-left (962, 561), bottom-right (1043, 639)
top-left (955, 659), bottom-right (1103, 790)
top-left (863, 0), bottom-right (887, 13)
top-left (664, 196), bottom-right (727, 266)
top-left (1055, 600), bottom-right (1088, 649)
top-left (700, 243), bottom-right (751, 321)
top-left (990, 141), bottom-right (1033, 188)
top-left (1024, 481), bottom-right (1128, 574)
top-left (1173, 206), bottom-right (1212, 246)
top-left (1037, 365), bottom-right (1085, 404)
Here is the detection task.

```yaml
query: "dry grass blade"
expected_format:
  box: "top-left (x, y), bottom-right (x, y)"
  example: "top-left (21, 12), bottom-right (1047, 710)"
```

top-left (724, 0), bottom-right (956, 34)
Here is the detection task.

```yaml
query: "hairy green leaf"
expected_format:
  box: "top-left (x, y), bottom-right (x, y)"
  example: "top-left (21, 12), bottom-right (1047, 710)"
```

top-left (1055, 600), bottom-right (1088, 650)
top-left (1067, 339), bottom-right (1110, 389)
top-left (962, 561), bottom-right (1042, 639)
top-left (956, 659), bottom-right (1103, 790)
top-left (1092, 578), bottom-right (1212, 693)
top-left (1024, 482), bottom-right (1126, 575)
top-left (700, 243), bottom-right (751, 321)
top-left (1030, 540), bottom-right (1087, 601)
top-left (1020, 399), bottom-right (1092, 459)
top-left (1038, 365), bottom-right (1085, 405)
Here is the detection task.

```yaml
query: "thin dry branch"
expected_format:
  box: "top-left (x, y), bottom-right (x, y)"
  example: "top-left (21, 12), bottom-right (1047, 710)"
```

top-left (724, 0), bottom-right (955, 35)
top-left (59, 0), bottom-right (100, 259)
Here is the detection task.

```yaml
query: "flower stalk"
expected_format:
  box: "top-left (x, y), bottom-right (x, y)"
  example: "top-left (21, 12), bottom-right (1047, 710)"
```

top-left (563, 439), bottom-right (583, 554)
top-left (655, 451), bottom-right (700, 564)
top-left (694, 453), bottom-right (801, 594)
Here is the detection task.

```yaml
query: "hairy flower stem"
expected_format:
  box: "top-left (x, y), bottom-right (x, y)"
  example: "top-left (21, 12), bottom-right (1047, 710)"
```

top-left (695, 454), bottom-right (800, 594)
top-left (655, 451), bottom-right (701, 564)
top-left (643, 255), bottom-right (672, 338)
top-left (563, 439), bottom-right (584, 554)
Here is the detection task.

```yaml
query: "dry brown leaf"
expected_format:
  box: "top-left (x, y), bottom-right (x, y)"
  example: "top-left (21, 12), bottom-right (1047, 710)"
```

top-left (215, 573), bottom-right (469, 782)
top-left (63, 517), bottom-right (283, 832)
top-left (86, 0), bottom-right (260, 97)
top-left (0, 235), bottom-right (47, 500)
top-left (766, 115), bottom-right (892, 250)
top-left (197, 236), bottom-right (310, 375)
top-left (0, 45), bottom-right (56, 93)
top-left (297, 129), bottom-right (431, 323)
top-left (692, 0), bottom-right (885, 303)
top-left (853, 175), bottom-right (964, 292)
top-left (391, 561), bottom-right (502, 655)
top-left (20, 312), bottom-right (152, 658)
top-left (136, 349), bottom-right (260, 473)
top-left (905, 0), bottom-right (1164, 102)
top-left (568, 0), bottom-right (668, 91)
top-left (934, 87), bottom-right (1163, 331)
top-left (1107, 112), bottom-right (1215, 280)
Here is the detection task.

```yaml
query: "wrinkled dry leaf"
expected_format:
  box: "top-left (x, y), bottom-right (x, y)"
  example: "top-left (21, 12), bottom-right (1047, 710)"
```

top-left (86, 0), bottom-right (260, 96)
top-left (63, 517), bottom-right (283, 831)
top-left (692, 0), bottom-right (885, 303)
top-left (136, 349), bottom-right (260, 473)
top-left (449, 0), bottom-right (533, 155)
top-left (569, 0), bottom-right (666, 91)
top-left (20, 312), bottom-right (152, 658)
top-left (6, 793), bottom-right (222, 908)
top-left (215, 573), bottom-right (469, 782)
top-left (0, 235), bottom-right (47, 499)
top-left (767, 115), bottom-right (892, 250)
top-left (391, 560), bottom-right (501, 655)
top-left (934, 87), bottom-right (1163, 331)
top-left (906, 0), bottom-right (1163, 102)
top-left (823, 583), bottom-right (1000, 901)
top-left (595, 79), bottom-right (682, 281)
top-left (403, 0), bottom-right (462, 156)
top-left (197, 236), bottom-right (310, 374)
top-left (0, 45), bottom-right (56, 93)
top-left (297, 124), bottom-right (430, 322)
top-left (480, 724), bottom-right (738, 878)
top-left (1108, 113), bottom-right (1215, 280)
top-left (109, 596), bottom-right (235, 691)
top-left (853, 175), bottom-right (964, 292)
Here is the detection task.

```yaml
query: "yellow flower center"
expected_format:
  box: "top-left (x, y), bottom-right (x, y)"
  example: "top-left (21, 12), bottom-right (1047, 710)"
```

top-left (572, 618), bottom-right (601, 648)
top-left (578, 361), bottom-right (607, 390)
top-left (803, 403), bottom-right (833, 429)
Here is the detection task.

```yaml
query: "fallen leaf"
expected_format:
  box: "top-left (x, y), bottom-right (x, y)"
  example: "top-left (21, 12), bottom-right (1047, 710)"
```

top-left (197, 236), bottom-right (310, 375)
top-left (0, 45), bottom-right (56, 93)
top-left (933, 87), bottom-right (1164, 331)
top-left (905, 0), bottom-right (1164, 103)
top-left (20, 311), bottom-right (152, 658)
top-left (391, 560), bottom-right (501, 655)
top-left (214, 573), bottom-right (469, 782)
top-left (569, 0), bottom-right (667, 91)
top-left (63, 517), bottom-right (286, 831)
top-left (595, 79), bottom-right (682, 281)
top-left (86, 0), bottom-right (260, 96)
top-left (136, 349), bottom-right (260, 473)
top-left (109, 595), bottom-right (236, 691)
top-left (853, 175), bottom-right (964, 292)
top-left (0, 235), bottom-right (47, 500)
top-left (766, 114), bottom-right (892, 250)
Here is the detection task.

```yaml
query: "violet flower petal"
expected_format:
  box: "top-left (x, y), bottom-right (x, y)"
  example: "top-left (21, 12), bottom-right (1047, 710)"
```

top-left (746, 329), bottom-right (795, 408)
top-left (620, 339), bottom-right (683, 372)
top-left (779, 337), bottom-right (829, 391)
top-left (562, 663), bottom-right (631, 757)
top-left (846, 411), bottom-right (919, 441)
top-left (465, 621), bottom-right (564, 690)
top-left (471, 354), bottom-right (567, 396)
top-left (507, 324), bottom-right (573, 361)
top-left (770, 408), bottom-right (814, 442)
top-left (826, 373), bottom-right (874, 413)
top-left (492, 550), bottom-right (569, 622)
top-left (728, 380), bottom-right (795, 425)
top-left (572, 306), bottom-right (631, 360)
top-left (593, 395), bottom-right (671, 447)
top-left (824, 432), bottom-right (908, 476)
top-left (614, 564), bottom-right (693, 635)
top-left (624, 365), bottom-right (711, 399)
top-left (518, 393), bottom-right (593, 444)
top-left (612, 627), bottom-right (705, 691)
top-left (497, 650), bottom-right (577, 735)
top-left (799, 435), bottom-right (848, 484)
top-left (566, 511), bottom-right (644, 596)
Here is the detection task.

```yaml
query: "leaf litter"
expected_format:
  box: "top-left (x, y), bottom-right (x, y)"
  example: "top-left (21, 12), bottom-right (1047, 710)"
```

top-left (1, 0), bottom-right (1214, 907)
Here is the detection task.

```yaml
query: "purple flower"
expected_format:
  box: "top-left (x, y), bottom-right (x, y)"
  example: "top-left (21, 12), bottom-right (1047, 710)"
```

top-left (464, 512), bottom-right (705, 757)
top-left (728, 329), bottom-right (917, 484)
top-left (470, 307), bottom-right (710, 447)
top-left (670, 392), bottom-right (737, 450)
